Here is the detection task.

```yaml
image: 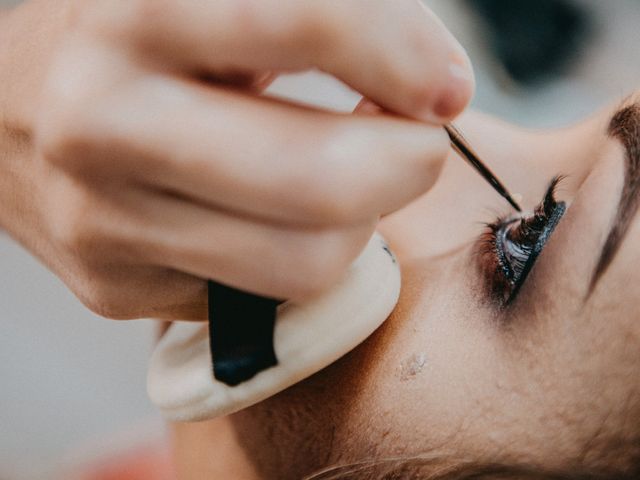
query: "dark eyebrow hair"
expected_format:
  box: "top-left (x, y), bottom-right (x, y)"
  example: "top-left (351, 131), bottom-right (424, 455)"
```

top-left (590, 100), bottom-right (640, 289)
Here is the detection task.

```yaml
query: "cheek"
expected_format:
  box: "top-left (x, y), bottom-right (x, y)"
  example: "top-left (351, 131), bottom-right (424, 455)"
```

top-left (230, 331), bottom-right (387, 480)
top-left (229, 259), bottom-right (501, 479)
top-left (229, 276), bottom-right (426, 479)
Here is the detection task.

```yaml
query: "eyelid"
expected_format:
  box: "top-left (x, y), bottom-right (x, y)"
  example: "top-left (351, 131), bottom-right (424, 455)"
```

top-left (474, 178), bottom-right (566, 307)
top-left (506, 201), bottom-right (566, 302)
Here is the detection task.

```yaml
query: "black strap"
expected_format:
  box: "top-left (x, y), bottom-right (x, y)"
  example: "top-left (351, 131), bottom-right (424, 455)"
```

top-left (208, 280), bottom-right (280, 386)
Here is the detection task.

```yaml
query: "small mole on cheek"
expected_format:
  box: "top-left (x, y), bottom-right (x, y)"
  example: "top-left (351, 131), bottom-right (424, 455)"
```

top-left (399, 352), bottom-right (427, 381)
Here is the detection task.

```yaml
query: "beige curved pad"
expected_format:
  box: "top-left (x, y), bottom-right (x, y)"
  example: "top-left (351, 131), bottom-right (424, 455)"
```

top-left (147, 233), bottom-right (401, 421)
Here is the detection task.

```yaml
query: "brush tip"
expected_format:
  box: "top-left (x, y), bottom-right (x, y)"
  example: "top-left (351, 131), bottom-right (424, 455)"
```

top-left (507, 195), bottom-right (523, 212)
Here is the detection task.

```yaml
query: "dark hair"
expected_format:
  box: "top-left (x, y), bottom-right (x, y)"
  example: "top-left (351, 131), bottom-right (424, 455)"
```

top-left (304, 455), bottom-right (640, 480)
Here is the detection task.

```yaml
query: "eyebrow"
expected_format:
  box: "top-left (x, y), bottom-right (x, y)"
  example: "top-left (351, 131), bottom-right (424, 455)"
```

top-left (590, 100), bottom-right (640, 289)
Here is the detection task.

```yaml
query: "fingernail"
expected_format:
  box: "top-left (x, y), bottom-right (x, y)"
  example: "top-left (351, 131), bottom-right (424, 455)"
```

top-left (354, 98), bottom-right (384, 115)
top-left (436, 51), bottom-right (475, 117)
top-left (421, 51), bottom-right (475, 124)
top-left (449, 49), bottom-right (473, 80)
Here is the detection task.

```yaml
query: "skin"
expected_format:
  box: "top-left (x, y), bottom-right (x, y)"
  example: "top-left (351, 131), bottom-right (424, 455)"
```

top-left (0, 0), bottom-right (473, 320)
top-left (2, 1), bottom-right (636, 477)
top-left (170, 103), bottom-right (640, 479)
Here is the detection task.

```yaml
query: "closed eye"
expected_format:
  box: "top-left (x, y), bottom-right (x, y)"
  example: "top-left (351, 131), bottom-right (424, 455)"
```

top-left (476, 177), bottom-right (566, 305)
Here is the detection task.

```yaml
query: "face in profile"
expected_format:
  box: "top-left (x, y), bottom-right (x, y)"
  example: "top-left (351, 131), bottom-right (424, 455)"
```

top-left (172, 96), bottom-right (640, 480)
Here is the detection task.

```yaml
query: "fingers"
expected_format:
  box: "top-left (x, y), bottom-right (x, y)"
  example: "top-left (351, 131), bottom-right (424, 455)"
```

top-left (31, 0), bottom-right (471, 322)
top-left (133, 191), bottom-right (379, 300)
top-left (41, 75), bottom-right (449, 227)
top-left (92, 0), bottom-right (474, 123)
top-left (75, 265), bottom-right (210, 321)
top-left (40, 176), bottom-right (208, 320)
top-left (45, 179), bottom-right (378, 310)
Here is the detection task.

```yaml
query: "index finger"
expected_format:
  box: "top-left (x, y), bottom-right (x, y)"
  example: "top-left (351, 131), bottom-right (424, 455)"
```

top-left (105, 0), bottom-right (475, 123)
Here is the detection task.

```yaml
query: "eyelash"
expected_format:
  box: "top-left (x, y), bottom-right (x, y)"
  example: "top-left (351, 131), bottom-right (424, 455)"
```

top-left (477, 177), bottom-right (567, 305)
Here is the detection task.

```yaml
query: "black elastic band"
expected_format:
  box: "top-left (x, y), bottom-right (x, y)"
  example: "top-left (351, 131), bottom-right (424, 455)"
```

top-left (208, 280), bottom-right (280, 386)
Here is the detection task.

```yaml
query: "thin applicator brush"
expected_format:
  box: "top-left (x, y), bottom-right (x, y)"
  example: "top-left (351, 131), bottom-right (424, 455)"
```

top-left (444, 124), bottom-right (522, 212)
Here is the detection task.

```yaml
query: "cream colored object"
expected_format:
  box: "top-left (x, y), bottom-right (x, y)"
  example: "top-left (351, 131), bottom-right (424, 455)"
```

top-left (147, 233), bottom-right (401, 422)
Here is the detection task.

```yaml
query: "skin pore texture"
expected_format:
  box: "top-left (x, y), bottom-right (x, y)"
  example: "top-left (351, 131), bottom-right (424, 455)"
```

top-left (169, 99), bottom-right (640, 479)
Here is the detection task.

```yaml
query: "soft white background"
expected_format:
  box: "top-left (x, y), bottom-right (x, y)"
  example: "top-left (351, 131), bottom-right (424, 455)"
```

top-left (1, 0), bottom-right (639, 478)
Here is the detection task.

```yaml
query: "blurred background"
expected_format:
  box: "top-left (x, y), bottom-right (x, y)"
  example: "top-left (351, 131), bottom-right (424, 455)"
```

top-left (1, 0), bottom-right (639, 478)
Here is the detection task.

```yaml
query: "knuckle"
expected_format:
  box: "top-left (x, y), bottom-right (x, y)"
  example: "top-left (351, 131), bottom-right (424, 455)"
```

top-left (237, 0), bottom-right (341, 58)
top-left (38, 119), bottom-right (94, 172)
top-left (301, 6), bottom-right (358, 65)
top-left (119, 0), bottom-right (174, 40)
top-left (37, 75), bottom-right (103, 172)
top-left (290, 3), bottom-right (341, 48)
top-left (78, 280), bottom-right (130, 320)
top-left (76, 0), bottom-right (168, 41)
top-left (47, 187), bottom-right (100, 257)
top-left (49, 191), bottom-right (141, 267)
top-left (124, 0), bottom-right (163, 28)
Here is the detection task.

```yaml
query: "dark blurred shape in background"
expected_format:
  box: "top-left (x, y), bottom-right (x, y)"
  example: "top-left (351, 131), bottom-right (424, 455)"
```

top-left (465, 0), bottom-right (592, 85)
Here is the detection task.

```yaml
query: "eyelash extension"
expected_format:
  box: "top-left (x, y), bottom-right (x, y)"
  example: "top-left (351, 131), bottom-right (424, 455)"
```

top-left (477, 177), bottom-right (567, 305)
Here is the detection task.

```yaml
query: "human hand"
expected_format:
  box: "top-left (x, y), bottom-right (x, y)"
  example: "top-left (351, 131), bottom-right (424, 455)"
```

top-left (0, 0), bottom-right (474, 319)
